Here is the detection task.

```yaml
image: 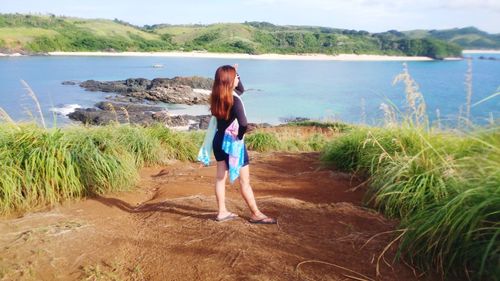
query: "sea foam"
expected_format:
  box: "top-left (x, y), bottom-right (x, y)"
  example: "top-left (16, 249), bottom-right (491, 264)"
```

top-left (49, 104), bottom-right (82, 116)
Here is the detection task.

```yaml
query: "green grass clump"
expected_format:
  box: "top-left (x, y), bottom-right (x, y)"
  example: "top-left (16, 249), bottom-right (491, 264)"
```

top-left (400, 173), bottom-right (500, 279)
top-left (286, 120), bottom-right (350, 132)
top-left (145, 124), bottom-right (203, 161)
top-left (245, 124), bottom-right (335, 153)
top-left (0, 125), bottom-right (84, 212)
top-left (0, 149), bottom-right (25, 214)
top-left (321, 125), bottom-right (499, 280)
top-left (113, 125), bottom-right (166, 167)
top-left (64, 128), bottom-right (138, 195)
top-left (245, 132), bottom-right (281, 152)
top-left (0, 123), bottom-right (204, 214)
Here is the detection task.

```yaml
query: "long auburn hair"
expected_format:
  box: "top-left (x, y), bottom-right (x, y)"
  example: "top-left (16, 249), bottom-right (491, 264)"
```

top-left (210, 65), bottom-right (236, 120)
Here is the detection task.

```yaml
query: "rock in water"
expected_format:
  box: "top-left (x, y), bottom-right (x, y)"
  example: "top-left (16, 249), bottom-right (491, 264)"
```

top-left (76, 76), bottom-right (214, 105)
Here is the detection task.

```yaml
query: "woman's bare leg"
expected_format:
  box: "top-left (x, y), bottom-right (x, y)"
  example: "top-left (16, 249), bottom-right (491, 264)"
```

top-left (239, 165), bottom-right (274, 222)
top-left (238, 165), bottom-right (260, 215)
top-left (215, 160), bottom-right (232, 218)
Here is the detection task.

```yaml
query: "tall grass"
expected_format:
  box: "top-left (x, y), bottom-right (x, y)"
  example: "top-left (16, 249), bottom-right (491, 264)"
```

top-left (146, 124), bottom-right (203, 161)
top-left (400, 158), bottom-right (499, 278)
top-left (321, 63), bottom-right (500, 280)
top-left (245, 123), bottom-right (338, 152)
top-left (246, 132), bottom-right (280, 152)
top-left (0, 122), bottom-right (202, 215)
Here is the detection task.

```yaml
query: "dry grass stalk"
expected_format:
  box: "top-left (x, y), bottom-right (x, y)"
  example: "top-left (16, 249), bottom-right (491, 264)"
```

top-left (379, 103), bottom-right (397, 127)
top-left (392, 63), bottom-right (427, 127)
top-left (20, 79), bottom-right (46, 129)
top-left (296, 260), bottom-right (374, 281)
top-left (103, 102), bottom-right (118, 123)
top-left (360, 98), bottom-right (366, 124)
top-left (0, 107), bottom-right (16, 125)
top-left (464, 57), bottom-right (473, 121)
top-left (375, 229), bottom-right (407, 276)
top-left (120, 107), bottom-right (130, 124)
top-left (436, 109), bottom-right (441, 130)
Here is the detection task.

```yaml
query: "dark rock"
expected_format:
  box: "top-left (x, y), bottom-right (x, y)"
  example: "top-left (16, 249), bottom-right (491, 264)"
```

top-left (128, 85), bottom-right (209, 105)
top-left (478, 56), bottom-right (499, 61)
top-left (68, 101), bottom-right (164, 125)
top-left (95, 101), bottom-right (163, 112)
top-left (78, 76), bottom-right (213, 105)
top-left (198, 115), bottom-right (212, 130)
top-left (125, 78), bottom-right (150, 92)
top-left (178, 114), bottom-right (212, 130)
top-left (150, 76), bottom-right (213, 90)
top-left (61, 80), bottom-right (79, 85)
top-left (152, 111), bottom-right (189, 127)
top-left (248, 122), bottom-right (272, 129)
top-left (68, 101), bottom-right (212, 129)
top-left (68, 107), bottom-right (151, 125)
top-left (280, 117), bottom-right (311, 123)
top-left (79, 80), bottom-right (132, 93)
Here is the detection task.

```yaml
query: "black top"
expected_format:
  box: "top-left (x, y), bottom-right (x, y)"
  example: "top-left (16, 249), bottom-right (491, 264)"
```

top-left (215, 79), bottom-right (247, 140)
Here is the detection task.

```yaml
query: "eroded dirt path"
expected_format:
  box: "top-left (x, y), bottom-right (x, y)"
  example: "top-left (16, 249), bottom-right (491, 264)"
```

top-left (0, 152), bottom-right (431, 281)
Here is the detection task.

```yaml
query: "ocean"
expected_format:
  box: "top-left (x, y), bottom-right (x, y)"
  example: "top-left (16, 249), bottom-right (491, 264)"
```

top-left (0, 54), bottom-right (498, 127)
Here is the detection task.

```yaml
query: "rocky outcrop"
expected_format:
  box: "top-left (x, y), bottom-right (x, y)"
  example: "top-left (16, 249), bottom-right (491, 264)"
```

top-left (127, 85), bottom-right (209, 104)
top-left (63, 76), bottom-right (277, 130)
top-left (69, 76), bottom-right (214, 105)
top-left (68, 101), bottom-right (211, 130)
top-left (478, 56), bottom-right (499, 61)
top-left (67, 101), bottom-right (274, 131)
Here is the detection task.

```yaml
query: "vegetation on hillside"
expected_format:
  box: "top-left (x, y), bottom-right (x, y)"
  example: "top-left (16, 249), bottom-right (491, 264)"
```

top-left (402, 26), bottom-right (500, 50)
top-left (0, 14), bottom-right (174, 52)
top-left (0, 14), bottom-right (473, 58)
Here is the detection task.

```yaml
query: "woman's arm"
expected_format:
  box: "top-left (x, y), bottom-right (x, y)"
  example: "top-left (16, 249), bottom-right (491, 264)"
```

top-left (233, 96), bottom-right (248, 140)
top-left (235, 75), bottom-right (245, 95)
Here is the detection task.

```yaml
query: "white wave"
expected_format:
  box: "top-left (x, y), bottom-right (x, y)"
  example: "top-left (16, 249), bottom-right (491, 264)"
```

top-left (49, 104), bottom-right (82, 116)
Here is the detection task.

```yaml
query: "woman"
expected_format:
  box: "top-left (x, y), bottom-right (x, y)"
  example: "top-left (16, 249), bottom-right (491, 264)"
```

top-left (210, 65), bottom-right (276, 224)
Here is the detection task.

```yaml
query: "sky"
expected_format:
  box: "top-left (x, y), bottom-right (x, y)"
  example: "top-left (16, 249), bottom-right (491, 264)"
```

top-left (1, 0), bottom-right (499, 33)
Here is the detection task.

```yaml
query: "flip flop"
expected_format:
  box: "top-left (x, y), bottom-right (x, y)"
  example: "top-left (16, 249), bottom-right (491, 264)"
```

top-left (249, 217), bottom-right (277, 224)
top-left (215, 213), bottom-right (239, 222)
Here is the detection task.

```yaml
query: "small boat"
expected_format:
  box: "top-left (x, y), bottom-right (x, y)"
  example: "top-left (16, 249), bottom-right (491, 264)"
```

top-left (152, 64), bottom-right (165, 68)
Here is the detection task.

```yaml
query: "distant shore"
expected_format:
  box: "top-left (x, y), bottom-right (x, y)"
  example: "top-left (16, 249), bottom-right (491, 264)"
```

top-left (4, 50), bottom-right (497, 60)
top-left (47, 51), bottom-right (436, 61)
top-left (462, 50), bottom-right (500, 54)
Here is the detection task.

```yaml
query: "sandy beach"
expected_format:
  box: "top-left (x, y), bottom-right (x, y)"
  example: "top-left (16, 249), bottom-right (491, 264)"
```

top-left (462, 49), bottom-right (500, 54)
top-left (46, 51), bottom-right (437, 61)
top-left (0, 53), bottom-right (24, 57)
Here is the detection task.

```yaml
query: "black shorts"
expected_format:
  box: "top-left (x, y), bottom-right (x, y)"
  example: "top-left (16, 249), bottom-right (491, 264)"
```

top-left (213, 136), bottom-right (250, 169)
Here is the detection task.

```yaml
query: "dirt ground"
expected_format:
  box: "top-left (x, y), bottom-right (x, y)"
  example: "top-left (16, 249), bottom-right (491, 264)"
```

top-left (0, 152), bottom-right (435, 281)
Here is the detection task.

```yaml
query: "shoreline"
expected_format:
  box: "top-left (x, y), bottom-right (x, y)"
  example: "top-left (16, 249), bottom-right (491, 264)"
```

top-left (1, 50), bottom-right (498, 60)
top-left (462, 50), bottom-right (500, 54)
top-left (36, 51), bottom-right (440, 61)
top-left (49, 51), bottom-right (435, 61)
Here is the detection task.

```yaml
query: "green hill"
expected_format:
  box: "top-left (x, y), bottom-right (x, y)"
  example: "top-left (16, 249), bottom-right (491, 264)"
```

top-left (0, 14), bottom-right (174, 52)
top-left (402, 27), bottom-right (500, 49)
top-left (150, 22), bottom-right (463, 58)
top-left (4, 14), bottom-right (495, 59)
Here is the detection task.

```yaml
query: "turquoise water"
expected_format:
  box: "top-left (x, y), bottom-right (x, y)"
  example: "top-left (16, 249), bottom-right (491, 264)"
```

top-left (0, 54), bottom-right (498, 126)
